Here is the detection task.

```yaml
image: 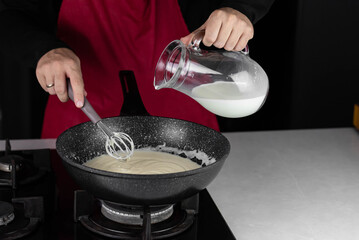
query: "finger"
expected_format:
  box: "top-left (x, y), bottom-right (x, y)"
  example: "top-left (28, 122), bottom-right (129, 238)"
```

top-left (180, 22), bottom-right (206, 46)
top-left (54, 73), bottom-right (68, 103)
top-left (46, 83), bottom-right (56, 95)
top-left (180, 33), bottom-right (194, 46)
top-left (53, 72), bottom-right (66, 98)
top-left (224, 27), bottom-right (243, 51)
top-left (67, 68), bottom-right (84, 108)
top-left (234, 34), bottom-right (250, 51)
top-left (45, 74), bottom-right (56, 95)
top-left (213, 22), bottom-right (233, 49)
top-left (202, 17), bottom-right (222, 47)
top-left (36, 73), bottom-right (48, 92)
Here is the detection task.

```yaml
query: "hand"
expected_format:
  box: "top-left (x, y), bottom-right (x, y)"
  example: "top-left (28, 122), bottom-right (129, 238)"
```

top-left (181, 7), bottom-right (254, 51)
top-left (36, 48), bottom-right (85, 108)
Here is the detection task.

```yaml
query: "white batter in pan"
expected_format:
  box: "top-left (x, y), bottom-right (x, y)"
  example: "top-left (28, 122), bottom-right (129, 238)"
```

top-left (83, 150), bottom-right (201, 174)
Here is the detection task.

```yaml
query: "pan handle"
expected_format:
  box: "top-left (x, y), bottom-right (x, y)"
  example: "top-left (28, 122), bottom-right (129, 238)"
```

top-left (67, 79), bottom-right (101, 124)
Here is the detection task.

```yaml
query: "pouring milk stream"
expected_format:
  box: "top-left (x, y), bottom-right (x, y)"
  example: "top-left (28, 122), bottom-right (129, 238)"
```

top-left (154, 30), bottom-right (269, 118)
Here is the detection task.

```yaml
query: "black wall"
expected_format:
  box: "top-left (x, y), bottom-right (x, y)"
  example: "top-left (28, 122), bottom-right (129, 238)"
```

top-left (218, 0), bottom-right (359, 131)
top-left (1, 0), bottom-right (358, 139)
top-left (0, 53), bottom-right (47, 139)
top-left (288, 0), bottom-right (359, 129)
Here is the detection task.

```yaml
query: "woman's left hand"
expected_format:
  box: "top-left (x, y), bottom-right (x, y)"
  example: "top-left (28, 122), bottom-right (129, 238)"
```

top-left (180, 7), bottom-right (254, 51)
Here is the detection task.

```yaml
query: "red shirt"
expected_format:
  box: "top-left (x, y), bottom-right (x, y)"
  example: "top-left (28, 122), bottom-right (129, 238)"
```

top-left (41, 0), bottom-right (219, 139)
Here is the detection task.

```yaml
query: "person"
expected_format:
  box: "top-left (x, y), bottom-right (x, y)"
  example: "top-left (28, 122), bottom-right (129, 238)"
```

top-left (0, 0), bottom-right (274, 212)
top-left (0, 0), bottom-right (274, 138)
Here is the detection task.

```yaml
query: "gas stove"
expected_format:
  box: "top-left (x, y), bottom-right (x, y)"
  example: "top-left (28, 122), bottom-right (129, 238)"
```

top-left (0, 140), bottom-right (56, 239)
top-left (0, 139), bottom-right (236, 240)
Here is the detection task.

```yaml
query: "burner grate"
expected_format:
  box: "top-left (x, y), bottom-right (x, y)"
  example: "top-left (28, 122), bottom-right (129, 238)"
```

top-left (80, 206), bottom-right (195, 239)
top-left (0, 197), bottom-right (43, 240)
top-left (0, 201), bottom-right (14, 226)
top-left (74, 190), bottom-right (197, 240)
top-left (101, 201), bottom-right (174, 225)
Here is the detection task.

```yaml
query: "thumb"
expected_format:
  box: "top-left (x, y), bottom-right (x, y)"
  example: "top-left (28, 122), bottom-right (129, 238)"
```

top-left (180, 33), bottom-right (195, 46)
top-left (180, 24), bottom-right (206, 46)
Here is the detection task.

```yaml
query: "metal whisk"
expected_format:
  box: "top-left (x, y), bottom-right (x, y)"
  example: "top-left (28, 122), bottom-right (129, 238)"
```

top-left (67, 80), bottom-right (134, 160)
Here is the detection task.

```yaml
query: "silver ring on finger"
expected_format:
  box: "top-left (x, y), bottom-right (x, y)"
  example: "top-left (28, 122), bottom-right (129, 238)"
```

top-left (46, 83), bottom-right (55, 88)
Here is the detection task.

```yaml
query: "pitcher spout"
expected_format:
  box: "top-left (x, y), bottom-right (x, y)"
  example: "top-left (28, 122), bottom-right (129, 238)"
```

top-left (154, 40), bottom-right (189, 90)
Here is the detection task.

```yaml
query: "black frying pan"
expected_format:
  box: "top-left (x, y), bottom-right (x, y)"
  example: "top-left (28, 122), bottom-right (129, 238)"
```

top-left (56, 116), bottom-right (230, 206)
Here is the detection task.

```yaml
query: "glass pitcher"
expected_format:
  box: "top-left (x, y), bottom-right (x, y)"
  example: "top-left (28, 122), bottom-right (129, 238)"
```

top-left (154, 30), bottom-right (269, 118)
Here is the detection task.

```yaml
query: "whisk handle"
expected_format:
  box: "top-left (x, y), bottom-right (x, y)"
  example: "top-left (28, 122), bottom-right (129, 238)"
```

top-left (67, 79), bottom-right (101, 124)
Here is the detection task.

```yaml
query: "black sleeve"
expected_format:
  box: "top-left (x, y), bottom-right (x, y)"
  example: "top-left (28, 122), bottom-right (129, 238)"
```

top-left (220, 0), bottom-right (275, 24)
top-left (0, 0), bottom-right (68, 69)
top-left (178, 0), bottom-right (275, 32)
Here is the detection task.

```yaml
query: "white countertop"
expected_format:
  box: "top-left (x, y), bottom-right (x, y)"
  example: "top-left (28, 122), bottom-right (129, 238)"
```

top-left (0, 138), bottom-right (56, 151)
top-left (208, 128), bottom-right (359, 240)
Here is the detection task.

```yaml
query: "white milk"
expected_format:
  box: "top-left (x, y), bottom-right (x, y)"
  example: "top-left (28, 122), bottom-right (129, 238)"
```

top-left (192, 81), bottom-right (266, 118)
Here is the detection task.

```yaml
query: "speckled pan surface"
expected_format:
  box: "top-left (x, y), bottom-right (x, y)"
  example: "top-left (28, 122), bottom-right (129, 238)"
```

top-left (56, 116), bottom-right (230, 205)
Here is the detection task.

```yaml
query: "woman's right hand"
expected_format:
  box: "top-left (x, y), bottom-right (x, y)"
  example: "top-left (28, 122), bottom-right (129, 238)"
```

top-left (36, 48), bottom-right (85, 108)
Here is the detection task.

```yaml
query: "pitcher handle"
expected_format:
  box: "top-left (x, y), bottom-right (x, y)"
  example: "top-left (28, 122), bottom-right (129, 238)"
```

top-left (190, 30), bottom-right (205, 51)
top-left (189, 29), bottom-right (249, 55)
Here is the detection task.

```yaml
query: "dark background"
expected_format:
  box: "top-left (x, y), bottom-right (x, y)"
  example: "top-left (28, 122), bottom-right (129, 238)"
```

top-left (1, 0), bottom-right (358, 139)
top-left (218, 0), bottom-right (359, 132)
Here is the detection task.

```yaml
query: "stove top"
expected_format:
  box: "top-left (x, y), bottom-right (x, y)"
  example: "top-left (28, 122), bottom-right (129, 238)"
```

top-left (0, 141), bottom-right (236, 240)
top-left (69, 189), bottom-right (236, 240)
top-left (49, 189), bottom-right (235, 240)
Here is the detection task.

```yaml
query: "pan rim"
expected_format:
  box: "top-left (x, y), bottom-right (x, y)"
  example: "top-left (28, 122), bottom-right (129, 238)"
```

top-left (56, 115), bottom-right (230, 179)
